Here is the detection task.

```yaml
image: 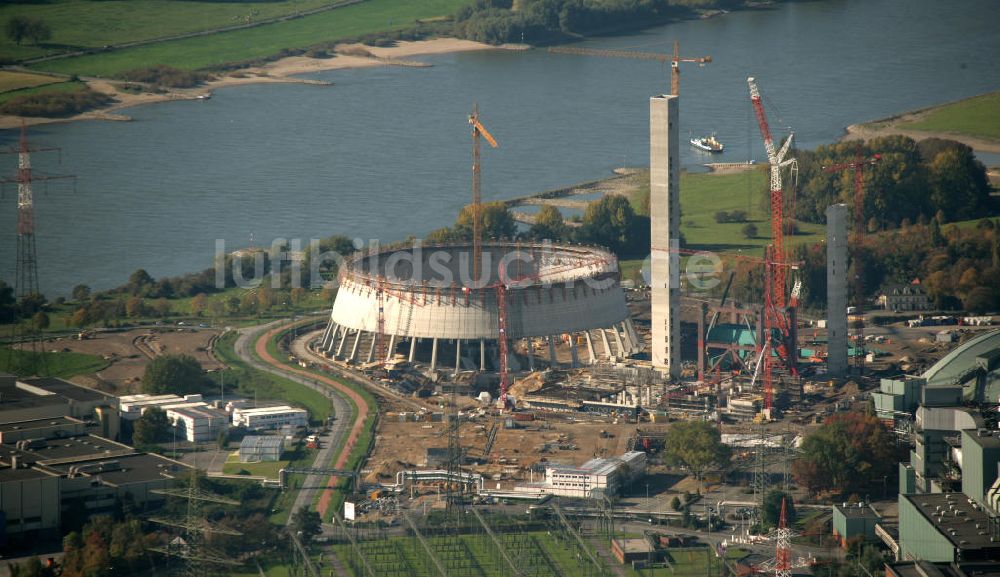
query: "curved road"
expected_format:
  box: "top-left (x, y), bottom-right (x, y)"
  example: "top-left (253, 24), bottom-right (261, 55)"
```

top-left (234, 320), bottom-right (369, 524)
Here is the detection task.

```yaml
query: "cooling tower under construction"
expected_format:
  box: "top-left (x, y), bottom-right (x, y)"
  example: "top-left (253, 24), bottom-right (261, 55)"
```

top-left (318, 241), bottom-right (640, 373)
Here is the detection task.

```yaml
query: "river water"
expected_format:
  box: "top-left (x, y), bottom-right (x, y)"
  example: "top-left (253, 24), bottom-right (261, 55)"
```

top-left (2, 0), bottom-right (998, 296)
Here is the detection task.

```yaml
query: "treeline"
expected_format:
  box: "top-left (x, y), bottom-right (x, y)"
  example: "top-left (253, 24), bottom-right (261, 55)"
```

top-left (791, 217), bottom-right (1000, 314)
top-left (791, 136), bottom-right (991, 229)
top-left (0, 85), bottom-right (114, 118)
top-left (453, 0), bottom-right (736, 45)
top-left (426, 196), bottom-right (650, 258)
top-left (118, 65), bottom-right (213, 89)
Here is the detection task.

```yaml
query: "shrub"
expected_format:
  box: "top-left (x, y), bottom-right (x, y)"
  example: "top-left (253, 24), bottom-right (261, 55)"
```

top-left (0, 86), bottom-right (114, 118)
top-left (118, 65), bottom-right (212, 88)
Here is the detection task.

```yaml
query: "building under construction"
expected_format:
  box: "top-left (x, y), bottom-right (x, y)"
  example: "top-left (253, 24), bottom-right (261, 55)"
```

top-left (319, 241), bottom-right (641, 379)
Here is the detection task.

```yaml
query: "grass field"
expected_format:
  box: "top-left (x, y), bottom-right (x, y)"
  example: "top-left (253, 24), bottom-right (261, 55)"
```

top-left (0, 80), bottom-right (86, 105)
top-left (0, 0), bottom-right (350, 62)
top-left (0, 70), bottom-right (62, 93)
top-left (899, 91), bottom-right (1000, 142)
top-left (0, 347), bottom-right (108, 378)
top-left (214, 330), bottom-right (332, 424)
top-left (33, 0), bottom-right (467, 77)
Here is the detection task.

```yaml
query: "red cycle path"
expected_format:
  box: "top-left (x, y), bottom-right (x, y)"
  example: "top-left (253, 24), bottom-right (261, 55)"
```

top-left (254, 325), bottom-right (370, 518)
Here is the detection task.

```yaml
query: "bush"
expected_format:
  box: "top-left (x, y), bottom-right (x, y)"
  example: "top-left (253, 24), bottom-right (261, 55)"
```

top-left (742, 223), bottom-right (758, 239)
top-left (118, 65), bottom-right (212, 88)
top-left (0, 86), bottom-right (114, 118)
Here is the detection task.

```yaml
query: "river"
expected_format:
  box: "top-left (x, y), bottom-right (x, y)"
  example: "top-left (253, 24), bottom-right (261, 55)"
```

top-left (2, 0), bottom-right (998, 296)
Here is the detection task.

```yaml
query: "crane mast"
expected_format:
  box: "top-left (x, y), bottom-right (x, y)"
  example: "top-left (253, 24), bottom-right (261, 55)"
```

top-left (469, 105), bottom-right (499, 283)
top-left (748, 77), bottom-right (796, 312)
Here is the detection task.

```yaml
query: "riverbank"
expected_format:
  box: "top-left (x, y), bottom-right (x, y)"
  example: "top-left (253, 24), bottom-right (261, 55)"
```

top-left (842, 91), bottom-right (1000, 154)
top-left (0, 38), bottom-right (522, 130)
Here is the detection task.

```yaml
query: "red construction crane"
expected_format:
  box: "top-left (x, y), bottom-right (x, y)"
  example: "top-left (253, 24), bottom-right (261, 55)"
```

top-left (548, 40), bottom-right (711, 96)
top-left (747, 77), bottom-right (796, 314)
top-left (469, 105), bottom-right (499, 283)
top-left (823, 147), bottom-right (880, 374)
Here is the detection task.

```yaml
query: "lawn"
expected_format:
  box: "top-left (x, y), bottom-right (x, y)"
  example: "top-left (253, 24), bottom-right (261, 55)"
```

top-left (0, 70), bottom-right (62, 93)
top-left (0, 347), bottom-right (108, 378)
top-left (214, 330), bottom-right (333, 424)
top-left (0, 80), bottom-right (86, 105)
top-left (678, 169), bottom-right (825, 254)
top-left (33, 0), bottom-right (468, 77)
top-left (0, 0), bottom-right (351, 62)
top-left (900, 91), bottom-right (1000, 142)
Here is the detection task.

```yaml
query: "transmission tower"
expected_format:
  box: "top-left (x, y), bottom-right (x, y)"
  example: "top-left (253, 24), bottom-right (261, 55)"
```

top-left (0, 122), bottom-right (73, 376)
top-left (150, 469), bottom-right (242, 575)
top-left (752, 422), bottom-right (770, 524)
top-left (773, 498), bottom-right (793, 577)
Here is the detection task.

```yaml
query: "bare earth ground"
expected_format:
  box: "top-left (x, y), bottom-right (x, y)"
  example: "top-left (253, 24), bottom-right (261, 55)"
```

top-left (46, 327), bottom-right (222, 393)
top-left (0, 39), bottom-right (524, 130)
top-left (842, 108), bottom-right (1000, 154)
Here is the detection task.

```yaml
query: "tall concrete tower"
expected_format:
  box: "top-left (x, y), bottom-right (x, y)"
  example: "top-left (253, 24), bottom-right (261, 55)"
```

top-left (650, 95), bottom-right (680, 379)
top-left (826, 203), bottom-right (849, 378)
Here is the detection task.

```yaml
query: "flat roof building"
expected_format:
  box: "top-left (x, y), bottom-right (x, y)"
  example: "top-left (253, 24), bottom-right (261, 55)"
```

top-left (899, 493), bottom-right (1000, 563)
top-left (232, 406), bottom-right (308, 430)
top-left (515, 451), bottom-right (646, 499)
top-left (166, 406), bottom-right (229, 443)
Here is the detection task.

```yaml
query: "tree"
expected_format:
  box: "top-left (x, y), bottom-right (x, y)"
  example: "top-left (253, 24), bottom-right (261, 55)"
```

top-left (125, 296), bottom-right (146, 318)
top-left (133, 407), bottom-right (169, 448)
top-left (127, 269), bottom-right (154, 296)
top-left (761, 490), bottom-right (795, 530)
top-left (72, 284), bottom-right (91, 302)
top-left (579, 195), bottom-right (638, 255)
top-left (0, 280), bottom-right (15, 323)
top-left (141, 354), bottom-right (205, 395)
top-left (529, 205), bottom-right (567, 240)
top-left (454, 201), bottom-right (517, 241)
top-left (5, 16), bottom-right (50, 45)
top-left (9, 557), bottom-right (55, 577)
top-left (190, 293), bottom-right (208, 317)
top-left (964, 286), bottom-right (996, 314)
top-left (742, 223), bottom-right (758, 239)
top-left (291, 506), bottom-right (322, 543)
top-left (217, 428), bottom-right (228, 449)
top-left (663, 421), bottom-right (730, 484)
top-left (32, 311), bottom-right (49, 331)
top-left (792, 412), bottom-right (896, 496)
top-left (670, 495), bottom-right (682, 511)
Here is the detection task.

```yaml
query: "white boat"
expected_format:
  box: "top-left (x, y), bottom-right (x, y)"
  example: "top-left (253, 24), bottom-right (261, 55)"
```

top-left (691, 134), bottom-right (724, 153)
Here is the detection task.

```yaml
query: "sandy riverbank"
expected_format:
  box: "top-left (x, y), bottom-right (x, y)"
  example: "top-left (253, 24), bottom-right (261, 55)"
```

top-left (841, 101), bottom-right (1000, 155)
top-left (0, 39), bottom-right (524, 130)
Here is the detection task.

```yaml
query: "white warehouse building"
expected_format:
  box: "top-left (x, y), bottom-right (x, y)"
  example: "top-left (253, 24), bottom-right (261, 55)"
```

top-left (232, 406), bottom-right (308, 430)
top-left (165, 406), bottom-right (230, 443)
top-left (516, 451), bottom-right (647, 499)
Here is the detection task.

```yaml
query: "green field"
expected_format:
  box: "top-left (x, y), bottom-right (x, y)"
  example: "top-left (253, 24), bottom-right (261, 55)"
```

top-left (0, 347), bottom-right (108, 378)
top-left (899, 91), bottom-right (1000, 142)
top-left (679, 169), bottom-right (825, 253)
top-left (0, 79), bottom-right (86, 104)
top-left (214, 330), bottom-right (332, 424)
top-left (0, 70), bottom-right (62, 92)
top-left (0, 0), bottom-right (352, 62)
top-left (32, 0), bottom-right (467, 77)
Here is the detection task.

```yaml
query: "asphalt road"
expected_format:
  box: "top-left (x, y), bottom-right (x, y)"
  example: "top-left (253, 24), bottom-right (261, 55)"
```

top-left (233, 321), bottom-right (354, 527)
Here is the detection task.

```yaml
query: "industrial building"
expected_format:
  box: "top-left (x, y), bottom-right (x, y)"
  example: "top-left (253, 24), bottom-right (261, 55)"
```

top-left (166, 405), bottom-right (230, 442)
top-left (232, 405), bottom-right (308, 430)
top-left (119, 393), bottom-right (207, 420)
top-left (238, 436), bottom-right (284, 463)
top-left (0, 375), bottom-right (119, 440)
top-left (826, 203), bottom-right (848, 378)
top-left (319, 241), bottom-right (639, 375)
top-left (832, 502), bottom-right (881, 548)
top-left (0, 416), bottom-right (188, 539)
top-left (649, 94), bottom-right (681, 380)
top-left (514, 451), bottom-right (646, 498)
top-left (898, 493), bottom-right (1000, 563)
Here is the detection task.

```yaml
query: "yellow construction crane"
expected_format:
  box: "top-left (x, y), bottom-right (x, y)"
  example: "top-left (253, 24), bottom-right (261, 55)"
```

top-left (548, 40), bottom-right (711, 96)
top-left (469, 104), bottom-right (499, 282)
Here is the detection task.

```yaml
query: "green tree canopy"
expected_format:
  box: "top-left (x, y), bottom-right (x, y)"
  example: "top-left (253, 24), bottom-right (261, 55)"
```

top-left (454, 201), bottom-right (517, 241)
top-left (578, 195), bottom-right (642, 256)
top-left (132, 407), bottom-right (170, 448)
top-left (663, 421), bottom-right (730, 482)
top-left (762, 490), bottom-right (796, 530)
top-left (291, 506), bottom-right (322, 543)
top-left (141, 354), bottom-right (205, 395)
top-left (528, 205), bottom-right (567, 241)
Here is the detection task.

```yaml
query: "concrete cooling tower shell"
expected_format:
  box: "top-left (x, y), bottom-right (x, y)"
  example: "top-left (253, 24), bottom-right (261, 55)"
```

top-left (318, 242), bottom-right (641, 370)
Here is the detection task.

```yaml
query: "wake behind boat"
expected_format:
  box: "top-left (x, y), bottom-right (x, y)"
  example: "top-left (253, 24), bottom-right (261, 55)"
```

top-left (691, 133), bottom-right (724, 153)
